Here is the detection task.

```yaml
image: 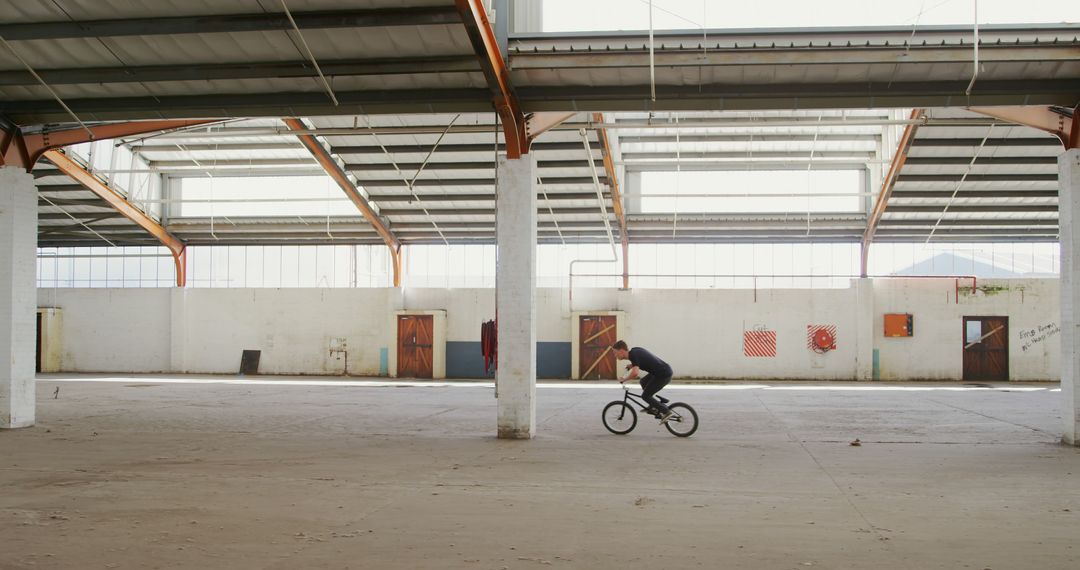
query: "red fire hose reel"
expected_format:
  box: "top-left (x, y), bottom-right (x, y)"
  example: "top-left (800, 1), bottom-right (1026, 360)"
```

top-left (812, 329), bottom-right (836, 353)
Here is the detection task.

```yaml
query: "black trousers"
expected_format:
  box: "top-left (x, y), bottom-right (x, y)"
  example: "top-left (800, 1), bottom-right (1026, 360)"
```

top-left (639, 374), bottom-right (671, 412)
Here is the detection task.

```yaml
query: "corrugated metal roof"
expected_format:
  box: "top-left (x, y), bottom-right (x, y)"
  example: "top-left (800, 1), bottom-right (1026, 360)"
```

top-left (0, 0), bottom-right (486, 122)
top-left (7, 6), bottom-right (1071, 248)
top-left (3, 0), bottom-right (454, 21)
top-left (880, 107), bottom-right (1064, 242)
top-left (509, 24), bottom-right (1080, 112)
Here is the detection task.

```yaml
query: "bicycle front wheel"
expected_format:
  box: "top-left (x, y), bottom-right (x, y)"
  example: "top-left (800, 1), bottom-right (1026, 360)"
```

top-left (602, 401), bottom-right (637, 435)
top-left (664, 403), bottom-right (699, 437)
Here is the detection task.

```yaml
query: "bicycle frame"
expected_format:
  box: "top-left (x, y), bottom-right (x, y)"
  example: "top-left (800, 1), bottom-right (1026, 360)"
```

top-left (619, 386), bottom-right (676, 417)
top-left (621, 388), bottom-right (651, 410)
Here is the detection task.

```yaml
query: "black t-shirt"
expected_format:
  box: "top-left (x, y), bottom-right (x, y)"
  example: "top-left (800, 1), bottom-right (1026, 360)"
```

top-left (629, 347), bottom-right (673, 377)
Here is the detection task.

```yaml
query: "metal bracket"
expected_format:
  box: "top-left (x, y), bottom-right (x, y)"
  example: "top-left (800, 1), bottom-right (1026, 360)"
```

top-left (525, 112), bottom-right (577, 141)
top-left (969, 105), bottom-right (1079, 149)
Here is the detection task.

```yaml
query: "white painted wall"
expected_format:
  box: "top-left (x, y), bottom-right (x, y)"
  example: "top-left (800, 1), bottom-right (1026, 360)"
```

top-left (171, 288), bottom-right (403, 375)
top-left (37, 278), bottom-right (1061, 381)
top-left (37, 288), bottom-right (172, 372)
top-left (570, 286), bottom-right (866, 380)
top-left (40, 288), bottom-right (403, 375)
top-left (403, 288), bottom-right (492, 342)
top-left (874, 278), bottom-right (1060, 381)
top-left (402, 287), bottom-right (566, 342)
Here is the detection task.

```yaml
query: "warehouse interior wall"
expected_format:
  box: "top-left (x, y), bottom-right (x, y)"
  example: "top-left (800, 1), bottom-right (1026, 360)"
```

top-left (36, 278), bottom-right (1060, 381)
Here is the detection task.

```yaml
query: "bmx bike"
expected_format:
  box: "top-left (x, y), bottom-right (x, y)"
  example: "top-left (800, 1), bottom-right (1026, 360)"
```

top-left (602, 385), bottom-right (699, 437)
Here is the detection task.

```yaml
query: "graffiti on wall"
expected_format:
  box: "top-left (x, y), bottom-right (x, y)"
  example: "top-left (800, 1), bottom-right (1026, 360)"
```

top-left (1019, 322), bottom-right (1060, 353)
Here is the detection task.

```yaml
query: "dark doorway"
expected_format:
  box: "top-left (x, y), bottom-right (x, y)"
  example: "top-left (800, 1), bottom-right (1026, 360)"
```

top-left (963, 316), bottom-right (1009, 381)
top-left (36, 312), bottom-right (42, 374)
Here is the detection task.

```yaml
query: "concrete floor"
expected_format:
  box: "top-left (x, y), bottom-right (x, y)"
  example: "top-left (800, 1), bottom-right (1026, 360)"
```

top-left (2, 375), bottom-right (1078, 570)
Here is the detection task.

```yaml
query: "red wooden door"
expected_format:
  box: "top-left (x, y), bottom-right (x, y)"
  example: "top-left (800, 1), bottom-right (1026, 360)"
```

top-left (398, 315), bottom-right (434, 378)
top-left (579, 315), bottom-right (617, 380)
top-left (963, 317), bottom-right (1008, 381)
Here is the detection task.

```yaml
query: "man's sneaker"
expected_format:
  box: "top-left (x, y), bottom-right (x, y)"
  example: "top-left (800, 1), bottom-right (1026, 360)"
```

top-left (659, 411), bottom-right (675, 423)
top-left (642, 406), bottom-right (658, 416)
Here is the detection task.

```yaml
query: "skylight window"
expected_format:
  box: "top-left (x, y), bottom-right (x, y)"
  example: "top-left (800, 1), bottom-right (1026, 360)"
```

top-left (639, 170), bottom-right (862, 214)
top-left (174, 176), bottom-right (359, 218)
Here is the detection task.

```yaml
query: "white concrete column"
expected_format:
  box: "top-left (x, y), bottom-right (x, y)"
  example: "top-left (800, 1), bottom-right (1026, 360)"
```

top-left (1060, 149), bottom-right (1080, 445)
top-left (169, 289), bottom-right (187, 373)
top-left (496, 155), bottom-right (537, 439)
top-left (0, 167), bottom-right (38, 428)
top-left (854, 278), bottom-right (875, 381)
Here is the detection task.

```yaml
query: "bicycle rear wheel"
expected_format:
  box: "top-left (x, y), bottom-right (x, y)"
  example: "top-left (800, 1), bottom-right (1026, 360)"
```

top-left (663, 403), bottom-right (698, 437)
top-left (602, 401), bottom-right (637, 435)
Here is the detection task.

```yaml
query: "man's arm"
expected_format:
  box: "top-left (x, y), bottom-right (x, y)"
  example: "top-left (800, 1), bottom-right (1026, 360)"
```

top-left (620, 365), bottom-right (640, 383)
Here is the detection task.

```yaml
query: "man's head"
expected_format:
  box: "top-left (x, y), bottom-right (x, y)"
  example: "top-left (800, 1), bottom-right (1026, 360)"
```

top-left (611, 340), bottom-right (629, 360)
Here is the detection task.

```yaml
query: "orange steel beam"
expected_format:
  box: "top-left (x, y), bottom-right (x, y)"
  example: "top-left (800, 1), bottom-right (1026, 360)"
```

top-left (1073, 108), bottom-right (1079, 150)
top-left (2, 119), bottom-right (216, 170)
top-left (0, 124), bottom-right (32, 169)
top-left (43, 149), bottom-right (189, 286)
top-left (592, 112), bottom-right (630, 289)
top-left (861, 108), bottom-right (926, 277)
top-left (455, 0), bottom-right (528, 158)
top-left (283, 117), bottom-right (403, 286)
top-left (969, 105), bottom-right (1079, 149)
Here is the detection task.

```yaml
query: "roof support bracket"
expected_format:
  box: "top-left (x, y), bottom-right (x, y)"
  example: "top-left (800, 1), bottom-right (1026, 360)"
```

top-left (455, 0), bottom-right (529, 158)
top-left (1, 119), bottom-right (216, 171)
top-left (969, 105), bottom-right (1079, 149)
top-left (526, 112), bottom-right (577, 141)
top-left (1, 123), bottom-right (32, 168)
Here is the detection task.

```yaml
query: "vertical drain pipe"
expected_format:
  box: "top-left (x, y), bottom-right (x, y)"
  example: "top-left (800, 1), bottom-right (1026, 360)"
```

top-left (964, 0), bottom-right (979, 97)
